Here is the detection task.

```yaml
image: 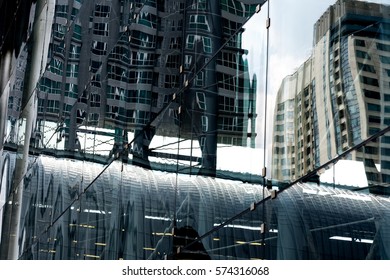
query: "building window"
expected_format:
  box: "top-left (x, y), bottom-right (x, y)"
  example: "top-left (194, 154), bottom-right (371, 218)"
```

top-left (131, 31), bottom-right (156, 48)
top-left (53, 23), bottom-right (66, 39)
top-left (201, 116), bottom-right (208, 132)
top-left (364, 89), bottom-right (380, 100)
top-left (186, 35), bottom-right (195, 49)
top-left (55, 5), bottom-right (68, 18)
top-left (111, 46), bottom-right (130, 64)
top-left (47, 100), bottom-right (60, 113)
top-left (108, 65), bottom-right (128, 82)
top-left (129, 71), bottom-right (153, 84)
top-left (63, 103), bottom-right (72, 113)
top-left (189, 15), bottom-right (210, 31)
top-left (91, 73), bottom-right (101, 88)
top-left (88, 113), bottom-right (100, 125)
top-left (137, 11), bottom-right (157, 28)
top-left (135, 110), bottom-right (150, 124)
top-left (71, 7), bottom-right (79, 20)
top-left (196, 72), bottom-right (204, 87)
top-left (369, 127), bottom-right (380, 135)
top-left (90, 93), bottom-right (100, 107)
top-left (382, 136), bottom-right (390, 144)
top-left (166, 54), bottom-right (180, 68)
top-left (276, 124), bottom-right (284, 131)
top-left (93, 23), bottom-right (109, 36)
top-left (202, 37), bottom-right (212, 53)
top-left (72, 24), bottom-right (82, 41)
top-left (381, 147), bottom-right (390, 155)
top-left (92, 41), bottom-right (107, 55)
top-left (8, 96), bottom-right (13, 109)
top-left (184, 55), bottom-right (193, 69)
top-left (40, 78), bottom-right (61, 94)
top-left (69, 44), bottom-right (81, 59)
top-left (355, 39), bottom-right (366, 47)
top-left (124, 90), bottom-right (152, 105)
top-left (164, 75), bottom-right (179, 88)
top-left (358, 63), bottom-right (376, 73)
top-left (380, 55), bottom-right (390, 64)
top-left (196, 92), bottom-right (206, 110)
top-left (360, 76), bottom-right (379, 87)
top-left (107, 85), bottom-right (124, 100)
top-left (169, 37), bottom-right (182, 49)
top-left (274, 135), bottom-right (284, 143)
top-left (277, 103), bottom-right (285, 111)
top-left (192, 0), bottom-right (207, 10)
top-left (218, 96), bottom-right (235, 112)
top-left (377, 42), bottom-right (390, 52)
top-left (95, 4), bottom-right (110, 17)
top-left (66, 63), bottom-right (79, 77)
top-left (356, 50), bottom-right (371, 60)
top-left (65, 83), bottom-right (78, 98)
top-left (49, 58), bottom-right (63, 75)
top-left (368, 115), bottom-right (381, 124)
top-left (90, 60), bottom-right (101, 73)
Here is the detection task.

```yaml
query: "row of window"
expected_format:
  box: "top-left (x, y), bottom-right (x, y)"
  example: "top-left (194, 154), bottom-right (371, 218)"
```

top-left (186, 35), bottom-right (212, 53)
top-left (220, 0), bottom-right (258, 17)
top-left (53, 22), bottom-right (82, 41)
top-left (217, 73), bottom-right (248, 92)
top-left (107, 86), bottom-right (155, 105)
top-left (93, 23), bottom-right (109, 36)
top-left (191, 0), bottom-right (207, 10)
top-left (377, 42), bottom-right (390, 52)
top-left (189, 15), bottom-right (210, 31)
top-left (217, 51), bottom-right (245, 71)
top-left (107, 66), bottom-right (153, 84)
top-left (367, 103), bottom-right (390, 113)
top-left (131, 31), bottom-right (156, 49)
top-left (360, 75), bottom-right (379, 87)
top-left (217, 116), bottom-right (245, 131)
top-left (109, 46), bottom-right (156, 66)
top-left (105, 106), bottom-right (151, 124)
top-left (95, 4), bottom-right (110, 18)
top-left (38, 99), bottom-right (60, 113)
top-left (218, 96), bottom-right (244, 112)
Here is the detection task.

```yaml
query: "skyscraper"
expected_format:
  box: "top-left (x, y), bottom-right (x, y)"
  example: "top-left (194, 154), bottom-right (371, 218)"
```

top-left (1, 0), bottom-right (261, 177)
top-left (272, 0), bottom-right (390, 185)
top-left (0, 0), bottom-right (264, 260)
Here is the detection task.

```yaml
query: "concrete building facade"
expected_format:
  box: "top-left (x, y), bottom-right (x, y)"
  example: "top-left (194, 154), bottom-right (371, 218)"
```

top-left (272, 0), bottom-right (390, 185)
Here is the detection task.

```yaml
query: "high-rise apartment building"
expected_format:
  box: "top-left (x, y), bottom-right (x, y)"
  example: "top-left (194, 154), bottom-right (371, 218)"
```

top-left (272, 0), bottom-right (390, 184)
top-left (1, 0), bottom-right (261, 176)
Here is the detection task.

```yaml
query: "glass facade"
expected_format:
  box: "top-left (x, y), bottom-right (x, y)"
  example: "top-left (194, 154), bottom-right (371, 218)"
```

top-left (1, 0), bottom-right (261, 177)
top-left (1, 150), bottom-right (390, 259)
top-left (2, 0), bottom-right (390, 260)
top-left (272, 0), bottom-right (390, 187)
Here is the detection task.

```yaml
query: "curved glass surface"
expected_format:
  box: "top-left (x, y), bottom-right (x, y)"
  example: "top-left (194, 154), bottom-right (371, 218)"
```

top-left (1, 151), bottom-right (390, 259)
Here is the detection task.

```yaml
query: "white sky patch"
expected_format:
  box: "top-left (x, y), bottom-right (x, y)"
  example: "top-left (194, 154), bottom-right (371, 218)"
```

top-left (319, 160), bottom-right (368, 188)
top-left (216, 146), bottom-right (264, 174)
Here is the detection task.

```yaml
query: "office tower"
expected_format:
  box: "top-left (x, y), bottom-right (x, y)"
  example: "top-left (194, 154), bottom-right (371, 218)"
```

top-left (272, 58), bottom-right (314, 182)
top-left (272, 0), bottom-right (390, 184)
top-left (0, 0), bottom-right (264, 260)
top-left (1, 0), bottom-right (261, 176)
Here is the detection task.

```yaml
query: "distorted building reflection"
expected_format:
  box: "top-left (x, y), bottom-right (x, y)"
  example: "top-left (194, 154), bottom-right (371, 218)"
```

top-left (0, 151), bottom-right (389, 260)
top-left (272, 0), bottom-right (390, 186)
top-left (1, 0), bottom-right (261, 176)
